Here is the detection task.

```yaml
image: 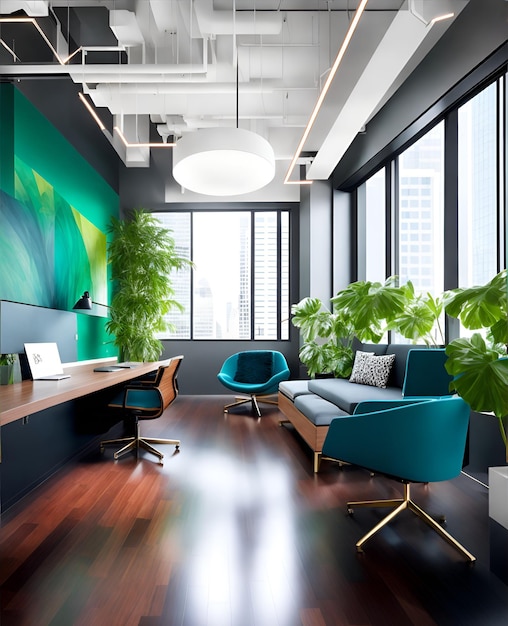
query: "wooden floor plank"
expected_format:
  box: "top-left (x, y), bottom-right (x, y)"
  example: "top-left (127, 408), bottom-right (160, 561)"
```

top-left (1, 395), bottom-right (507, 626)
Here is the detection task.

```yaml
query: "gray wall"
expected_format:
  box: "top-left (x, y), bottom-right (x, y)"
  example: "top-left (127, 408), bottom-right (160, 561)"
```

top-left (332, 189), bottom-right (354, 293)
top-left (0, 301), bottom-right (77, 362)
top-left (298, 175), bottom-right (334, 304)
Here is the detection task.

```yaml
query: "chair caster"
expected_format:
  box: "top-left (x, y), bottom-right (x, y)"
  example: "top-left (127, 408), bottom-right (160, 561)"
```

top-left (175, 445), bottom-right (180, 451)
top-left (438, 515), bottom-right (446, 524)
top-left (347, 507), bottom-right (354, 515)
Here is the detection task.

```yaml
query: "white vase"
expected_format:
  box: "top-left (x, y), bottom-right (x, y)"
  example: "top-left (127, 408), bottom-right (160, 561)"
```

top-left (489, 466), bottom-right (508, 527)
top-left (489, 466), bottom-right (508, 584)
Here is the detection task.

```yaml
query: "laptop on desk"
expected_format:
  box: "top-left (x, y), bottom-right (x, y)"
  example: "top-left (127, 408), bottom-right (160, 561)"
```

top-left (24, 342), bottom-right (71, 380)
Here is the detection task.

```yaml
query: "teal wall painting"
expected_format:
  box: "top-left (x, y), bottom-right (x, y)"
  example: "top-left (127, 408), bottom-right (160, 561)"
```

top-left (0, 84), bottom-right (119, 360)
top-left (0, 158), bottom-right (107, 311)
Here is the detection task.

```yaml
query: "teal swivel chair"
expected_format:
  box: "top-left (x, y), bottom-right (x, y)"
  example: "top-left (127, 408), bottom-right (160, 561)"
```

top-left (322, 396), bottom-right (475, 561)
top-left (217, 350), bottom-right (290, 417)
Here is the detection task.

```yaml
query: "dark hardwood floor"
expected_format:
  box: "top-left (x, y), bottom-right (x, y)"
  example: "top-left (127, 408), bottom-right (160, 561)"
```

top-left (1, 395), bottom-right (507, 626)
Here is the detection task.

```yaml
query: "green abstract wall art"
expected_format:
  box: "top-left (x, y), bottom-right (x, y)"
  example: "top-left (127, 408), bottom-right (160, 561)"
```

top-left (0, 157), bottom-right (107, 310)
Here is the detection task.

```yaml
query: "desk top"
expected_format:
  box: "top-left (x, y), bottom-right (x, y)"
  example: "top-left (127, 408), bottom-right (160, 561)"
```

top-left (0, 360), bottom-right (164, 427)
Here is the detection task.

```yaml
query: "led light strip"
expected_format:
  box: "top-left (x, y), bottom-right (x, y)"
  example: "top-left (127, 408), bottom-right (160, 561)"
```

top-left (430, 12), bottom-right (454, 25)
top-left (78, 93), bottom-right (106, 131)
top-left (284, 0), bottom-right (370, 185)
top-left (0, 17), bottom-right (81, 65)
top-left (113, 126), bottom-right (176, 148)
top-left (80, 94), bottom-right (176, 147)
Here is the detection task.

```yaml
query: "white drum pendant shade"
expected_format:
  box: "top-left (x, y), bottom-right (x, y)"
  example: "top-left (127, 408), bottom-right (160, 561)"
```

top-left (172, 127), bottom-right (275, 196)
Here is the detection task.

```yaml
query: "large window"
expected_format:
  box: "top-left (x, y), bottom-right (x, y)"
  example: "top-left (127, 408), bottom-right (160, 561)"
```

top-left (361, 168), bottom-right (387, 283)
top-left (397, 122), bottom-right (444, 297)
top-left (154, 210), bottom-right (290, 340)
top-left (458, 82), bottom-right (500, 288)
top-left (355, 70), bottom-right (506, 345)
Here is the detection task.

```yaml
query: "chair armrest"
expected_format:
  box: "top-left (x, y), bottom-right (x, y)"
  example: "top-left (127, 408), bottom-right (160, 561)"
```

top-left (269, 368), bottom-right (291, 386)
top-left (353, 398), bottom-right (434, 415)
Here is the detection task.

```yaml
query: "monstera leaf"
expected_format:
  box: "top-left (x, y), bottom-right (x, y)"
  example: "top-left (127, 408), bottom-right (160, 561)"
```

top-left (391, 284), bottom-right (444, 345)
top-left (291, 298), bottom-right (332, 342)
top-left (446, 334), bottom-right (508, 457)
top-left (445, 269), bottom-right (507, 335)
top-left (331, 277), bottom-right (408, 343)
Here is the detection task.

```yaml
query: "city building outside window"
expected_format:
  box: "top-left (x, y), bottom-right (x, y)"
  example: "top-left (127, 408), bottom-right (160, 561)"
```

top-left (154, 210), bottom-right (290, 340)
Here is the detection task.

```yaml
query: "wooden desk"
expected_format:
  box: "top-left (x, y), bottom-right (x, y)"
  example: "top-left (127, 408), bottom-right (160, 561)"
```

top-left (0, 360), bottom-right (164, 427)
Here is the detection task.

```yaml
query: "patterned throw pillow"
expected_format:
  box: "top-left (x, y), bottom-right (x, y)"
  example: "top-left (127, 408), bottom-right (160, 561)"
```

top-left (356, 354), bottom-right (396, 388)
top-left (349, 350), bottom-right (375, 384)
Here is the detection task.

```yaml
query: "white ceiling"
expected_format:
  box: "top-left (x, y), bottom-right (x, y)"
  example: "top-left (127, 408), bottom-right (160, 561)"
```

top-left (0, 0), bottom-right (469, 198)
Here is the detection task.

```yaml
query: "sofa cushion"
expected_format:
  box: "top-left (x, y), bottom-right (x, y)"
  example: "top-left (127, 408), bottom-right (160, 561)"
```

top-left (308, 377), bottom-right (403, 414)
top-left (294, 394), bottom-right (348, 426)
top-left (234, 351), bottom-right (273, 383)
top-left (279, 380), bottom-right (312, 401)
top-left (359, 343), bottom-right (389, 356)
top-left (354, 353), bottom-right (396, 388)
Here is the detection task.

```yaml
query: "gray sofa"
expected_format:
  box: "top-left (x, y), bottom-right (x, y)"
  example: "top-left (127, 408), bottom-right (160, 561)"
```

top-left (278, 344), bottom-right (452, 472)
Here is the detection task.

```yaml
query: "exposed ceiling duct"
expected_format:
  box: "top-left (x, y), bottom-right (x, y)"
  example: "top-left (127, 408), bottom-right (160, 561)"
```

top-left (0, 0), bottom-right (470, 194)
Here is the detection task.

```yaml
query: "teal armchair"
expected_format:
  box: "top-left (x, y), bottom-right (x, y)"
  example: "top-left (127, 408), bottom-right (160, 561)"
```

top-left (217, 350), bottom-right (290, 417)
top-left (322, 396), bottom-right (475, 561)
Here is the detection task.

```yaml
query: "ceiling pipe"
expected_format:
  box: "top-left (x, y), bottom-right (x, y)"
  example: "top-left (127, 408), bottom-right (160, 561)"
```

top-left (193, 2), bottom-right (283, 36)
top-left (89, 79), bottom-right (291, 95)
top-left (0, 0), bottom-right (49, 16)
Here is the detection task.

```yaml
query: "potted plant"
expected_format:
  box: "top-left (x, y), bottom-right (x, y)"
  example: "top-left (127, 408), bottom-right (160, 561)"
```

top-left (0, 353), bottom-right (15, 385)
top-left (291, 276), bottom-right (427, 378)
top-left (290, 297), bottom-right (355, 378)
top-left (106, 209), bottom-right (193, 362)
top-left (443, 269), bottom-right (508, 462)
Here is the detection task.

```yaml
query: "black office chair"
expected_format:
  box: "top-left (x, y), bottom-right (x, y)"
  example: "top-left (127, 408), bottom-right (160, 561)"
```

top-left (100, 355), bottom-right (183, 463)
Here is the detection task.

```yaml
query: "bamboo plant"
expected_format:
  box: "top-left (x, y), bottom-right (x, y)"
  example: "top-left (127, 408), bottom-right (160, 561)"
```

top-left (106, 209), bottom-right (193, 362)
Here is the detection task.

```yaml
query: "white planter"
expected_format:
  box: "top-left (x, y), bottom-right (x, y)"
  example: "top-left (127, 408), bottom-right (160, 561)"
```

top-left (489, 466), bottom-right (508, 529)
top-left (489, 466), bottom-right (508, 585)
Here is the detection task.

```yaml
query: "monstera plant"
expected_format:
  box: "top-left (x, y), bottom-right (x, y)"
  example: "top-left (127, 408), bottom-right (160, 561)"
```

top-left (106, 209), bottom-right (193, 362)
top-left (444, 269), bottom-right (508, 461)
top-left (290, 297), bottom-right (355, 378)
top-left (292, 276), bottom-right (426, 378)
